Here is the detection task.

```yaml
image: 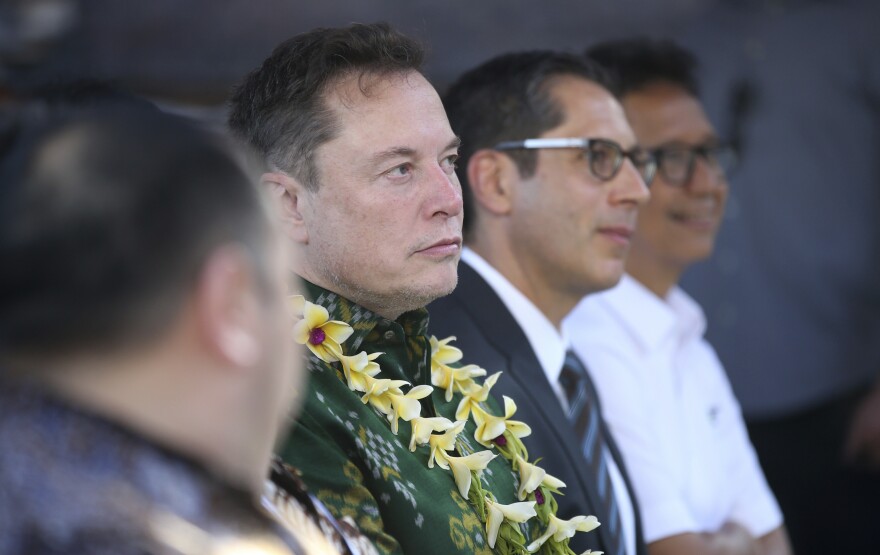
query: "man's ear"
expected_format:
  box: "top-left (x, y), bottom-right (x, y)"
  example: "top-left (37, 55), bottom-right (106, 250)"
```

top-left (194, 245), bottom-right (262, 371)
top-left (466, 149), bottom-right (517, 217)
top-left (261, 171), bottom-right (310, 245)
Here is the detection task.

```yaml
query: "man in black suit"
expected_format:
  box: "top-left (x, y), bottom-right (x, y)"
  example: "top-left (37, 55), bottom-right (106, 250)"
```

top-left (429, 51), bottom-right (653, 555)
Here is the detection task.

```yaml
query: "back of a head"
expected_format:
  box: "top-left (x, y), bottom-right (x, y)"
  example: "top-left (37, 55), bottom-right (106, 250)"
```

top-left (585, 38), bottom-right (700, 99)
top-left (227, 22), bottom-right (424, 190)
top-left (442, 51), bottom-right (611, 239)
top-left (0, 105), bottom-right (270, 364)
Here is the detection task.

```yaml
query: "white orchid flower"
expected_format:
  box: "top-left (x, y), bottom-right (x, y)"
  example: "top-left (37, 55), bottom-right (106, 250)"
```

top-left (456, 371), bottom-right (502, 420)
top-left (485, 497), bottom-right (537, 548)
top-left (445, 450), bottom-right (497, 498)
top-left (527, 514), bottom-right (601, 552)
top-left (409, 416), bottom-right (454, 451)
top-left (428, 420), bottom-right (466, 469)
top-left (473, 396), bottom-right (532, 447)
top-left (515, 454), bottom-right (567, 501)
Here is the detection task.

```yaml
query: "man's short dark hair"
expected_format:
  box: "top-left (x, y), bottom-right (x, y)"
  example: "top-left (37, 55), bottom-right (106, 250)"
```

top-left (228, 22), bottom-right (424, 190)
top-left (585, 38), bottom-right (700, 98)
top-left (442, 51), bottom-right (611, 239)
top-left (0, 104), bottom-right (270, 361)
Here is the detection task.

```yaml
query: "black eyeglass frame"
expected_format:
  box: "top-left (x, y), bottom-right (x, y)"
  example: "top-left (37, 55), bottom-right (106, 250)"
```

top-left (650, 143), bottom-right (737, 186)
top-left (493, 137), bottom-right (657, 185)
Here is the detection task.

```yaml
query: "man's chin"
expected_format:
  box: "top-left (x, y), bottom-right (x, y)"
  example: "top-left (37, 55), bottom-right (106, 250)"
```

top-left (400, 272), bottom-right (459, 311)
top-left (585, 263), bottom-right (626, 295)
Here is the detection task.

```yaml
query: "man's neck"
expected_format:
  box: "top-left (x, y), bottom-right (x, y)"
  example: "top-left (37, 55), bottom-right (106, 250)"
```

top-left (30, 351), bottom-right (264, 495)
top-left (625, 254), bottom-right (683, 299)
top-left (466, 240), bottom-right (581, 330)
top-left (294, 270), bottom-right (409, 321)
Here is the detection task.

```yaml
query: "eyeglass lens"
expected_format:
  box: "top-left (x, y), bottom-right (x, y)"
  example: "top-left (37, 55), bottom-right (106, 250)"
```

top-left (657, 145), bottom-right (735, 185)
top-left (588, 140), bottom-right (656, 185)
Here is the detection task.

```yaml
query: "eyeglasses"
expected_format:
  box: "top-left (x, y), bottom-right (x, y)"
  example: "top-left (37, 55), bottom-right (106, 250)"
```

top-left (493, 137), bottom-right (657, 186)
top-left (651, 143), bottom-right (737, 186)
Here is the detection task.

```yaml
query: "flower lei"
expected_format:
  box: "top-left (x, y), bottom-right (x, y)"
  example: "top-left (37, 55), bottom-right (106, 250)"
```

top-left (291, 296), bottom-right (603, 555)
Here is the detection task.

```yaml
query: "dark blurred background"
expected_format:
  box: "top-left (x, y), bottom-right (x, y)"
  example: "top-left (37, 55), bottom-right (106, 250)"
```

top-left (0, 0), bottom-right (709, 113)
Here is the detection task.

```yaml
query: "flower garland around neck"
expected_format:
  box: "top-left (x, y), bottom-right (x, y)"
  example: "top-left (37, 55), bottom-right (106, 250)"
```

top-left (291, 296), bottom-right (602, 555)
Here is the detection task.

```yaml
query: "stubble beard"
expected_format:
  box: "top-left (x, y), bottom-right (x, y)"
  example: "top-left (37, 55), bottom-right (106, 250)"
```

top-left (326, 267), bottom-right (458, 320)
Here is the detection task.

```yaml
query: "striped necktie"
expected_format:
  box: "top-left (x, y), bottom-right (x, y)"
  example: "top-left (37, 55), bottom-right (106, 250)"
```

top-left (558, 350), bottom-right (625, 555)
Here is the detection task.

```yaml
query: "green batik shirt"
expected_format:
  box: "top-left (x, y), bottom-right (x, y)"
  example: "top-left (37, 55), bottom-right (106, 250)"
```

top-left (277, 281), bottom-right (524, 555)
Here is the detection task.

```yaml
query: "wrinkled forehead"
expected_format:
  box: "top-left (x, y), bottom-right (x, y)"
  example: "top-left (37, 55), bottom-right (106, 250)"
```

top-left (322, 69), bottom-right (440, 121)
top-left (317, 70), bottom-right (453, 163)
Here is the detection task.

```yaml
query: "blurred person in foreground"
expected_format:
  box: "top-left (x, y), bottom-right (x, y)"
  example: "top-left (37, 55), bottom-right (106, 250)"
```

top-left (229, 22), bottom-right (604, 555)
top-left (564, 39), bottom-right (791, 555)
top-left (428, 51), bottom-right (653, 555)
top-left (0, 103), bottom-right (330, 554)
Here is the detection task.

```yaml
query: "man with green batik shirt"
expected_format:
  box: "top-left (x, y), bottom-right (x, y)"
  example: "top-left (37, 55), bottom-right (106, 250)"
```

top-left (229, 22), bottom-right (600, 555)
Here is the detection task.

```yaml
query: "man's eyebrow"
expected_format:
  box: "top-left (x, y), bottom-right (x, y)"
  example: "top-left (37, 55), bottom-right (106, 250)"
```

top-left (368, 147), bottom-right (417, 167)
top-left (368, 137), bottom-right (461, 167)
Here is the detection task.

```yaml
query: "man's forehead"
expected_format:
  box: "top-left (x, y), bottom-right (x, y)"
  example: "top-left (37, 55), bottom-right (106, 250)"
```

top-left (544, 76), bottom-right (636, 144)
top-left (320, 71), bottom-right (454, 157)
top-left (622, 84), bottom-right (715, 144)
top-left (323, 70), bottom-right (434, 117)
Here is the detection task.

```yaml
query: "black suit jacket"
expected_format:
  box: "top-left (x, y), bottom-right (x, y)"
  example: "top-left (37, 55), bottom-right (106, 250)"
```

top-left (428, 261), bottom-right (647, 555)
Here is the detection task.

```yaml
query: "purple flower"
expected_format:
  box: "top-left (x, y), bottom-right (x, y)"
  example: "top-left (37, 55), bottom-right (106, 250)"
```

top-left (309, 328), bottom-right (326, 346)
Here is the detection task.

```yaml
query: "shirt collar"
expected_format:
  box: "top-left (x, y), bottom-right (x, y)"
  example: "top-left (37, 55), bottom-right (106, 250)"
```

top-left (596, 274), bottom-right (706, 350)
top-left (461, 248), bottom-right (567, 384)
top-left (299, 278), bottom-right (430, 354)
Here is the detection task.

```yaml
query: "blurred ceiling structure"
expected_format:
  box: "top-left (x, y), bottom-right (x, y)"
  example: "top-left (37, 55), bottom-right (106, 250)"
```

top-left (1, 0), bottom-right (710, 105)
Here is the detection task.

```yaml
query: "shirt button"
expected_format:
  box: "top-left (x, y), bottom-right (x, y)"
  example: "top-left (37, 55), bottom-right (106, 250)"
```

top-left (384, 330), bottom-right (395, 341)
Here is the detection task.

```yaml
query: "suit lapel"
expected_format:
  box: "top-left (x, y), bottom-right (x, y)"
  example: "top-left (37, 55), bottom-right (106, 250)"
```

top-left (453, 263), bottom-right (621, 551)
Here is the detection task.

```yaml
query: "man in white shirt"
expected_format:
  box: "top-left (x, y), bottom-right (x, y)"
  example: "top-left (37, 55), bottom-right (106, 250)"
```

top-left (429, 51), bottom-right (652, 555)
top-left (565, 39), bottom-right (791, 555)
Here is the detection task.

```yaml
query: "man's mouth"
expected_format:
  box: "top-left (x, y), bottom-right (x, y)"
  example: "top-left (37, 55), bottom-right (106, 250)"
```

top-left (415, 236), bottom-right (463, 257)
top-left (597, 226), bottom-right (634, 245)
top-left (669, 210), bottom-right (717, 230)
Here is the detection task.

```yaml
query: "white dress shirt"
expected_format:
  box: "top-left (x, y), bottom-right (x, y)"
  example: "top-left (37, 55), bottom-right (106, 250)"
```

top-left (564, 274), bottom-right (783, 543)
top-left (462, 248), bottom-right (637, 555)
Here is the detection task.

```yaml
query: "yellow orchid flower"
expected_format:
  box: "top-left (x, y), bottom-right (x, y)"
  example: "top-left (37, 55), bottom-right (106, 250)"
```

top-left (386, 385), bottom-right (433, 435)
top-left (472, 396), bottom-right (532, 447)
top-left (515, 454), bottom-right (567, 501)
top-left (456, 371), bottom-right (502, 420)
top-left (526, 514), bottom-right (601, 553)
top-left (359, 377), bottom-right (409, 416)
top-left (432, 363), bottom-right (488, 403)
top-left (428, 420), bottom-right (466, 469)
top-left (430, 335), bottom-right (464, 366)
top-left (445, 450), bottom-right (497, 499)
top-left (337, 351), bottom-right (383, 392)
top-left (484, 497), bottom-right (537, 549)
top-left (409, 416), bottom-right (454, 452)
top-left (292, 301), bottom-right (353, 362)
top-left (430, 336), bottom-right (488, 401)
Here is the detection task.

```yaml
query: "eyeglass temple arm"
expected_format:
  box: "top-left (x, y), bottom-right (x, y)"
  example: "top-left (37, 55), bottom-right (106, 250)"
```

top-left (494, 138), bottom-right (589, 150)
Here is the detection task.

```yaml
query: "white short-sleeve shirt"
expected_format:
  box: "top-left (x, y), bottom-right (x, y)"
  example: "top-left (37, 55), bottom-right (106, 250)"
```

top-left (564, 274), bottom-right (783, 543)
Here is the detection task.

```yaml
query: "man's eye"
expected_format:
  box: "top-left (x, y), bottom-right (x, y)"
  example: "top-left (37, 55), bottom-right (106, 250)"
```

top-left (441, 154), bottom-right (459, 174)
top-left (387, 164), bottom-right (412, 178)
